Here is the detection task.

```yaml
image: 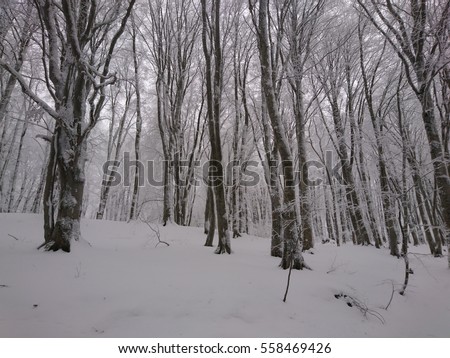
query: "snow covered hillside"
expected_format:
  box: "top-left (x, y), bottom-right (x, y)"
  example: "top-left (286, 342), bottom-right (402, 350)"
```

top-left (0, 214), bottom-right (449, 338)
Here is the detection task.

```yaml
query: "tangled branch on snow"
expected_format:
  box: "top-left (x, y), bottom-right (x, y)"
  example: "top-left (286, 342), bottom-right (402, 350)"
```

top-left (334, 292), bottom-right (385, 324)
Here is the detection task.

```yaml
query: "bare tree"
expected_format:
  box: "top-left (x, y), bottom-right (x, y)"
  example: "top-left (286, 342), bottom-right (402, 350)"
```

top-left (252, 0), bottom-right (305, 269)
top-left (201, 0), bottom-right (231, 254)
top-left (143, 0), bottom-right (200, 226)
top-left (286, 0), bottom-right (325, 251)
top-left (313, 29), bottom-right (372, 249)
top-left (129, 12), bottom-right (143, 221)
top-left (358, 22), bottom-right (400, 255)
top-left (96, 76), bottom-right (135, 220)
top-left (357, 0), bottom-right (450, 266)
top-left (0, 0), bottom-right (136, 251)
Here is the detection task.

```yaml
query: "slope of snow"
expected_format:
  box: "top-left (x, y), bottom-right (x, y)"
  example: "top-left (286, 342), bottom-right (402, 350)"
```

top-left (0, 213), bottom-right (449, 337)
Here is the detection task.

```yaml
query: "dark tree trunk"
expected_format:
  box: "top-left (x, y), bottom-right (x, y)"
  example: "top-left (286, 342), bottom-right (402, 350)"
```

top-left (201, 0), bottom-right (231, 254)
top-left (256, 0), bottom-right (304, 269)
top-left (162, 159), bottom-right (173, 226)
top-left (43, 133), bottom-right (57, 244)
top-left (47, 130), bottom-right (86, 252)
top-left (204, 186), bottom-right (215, 247)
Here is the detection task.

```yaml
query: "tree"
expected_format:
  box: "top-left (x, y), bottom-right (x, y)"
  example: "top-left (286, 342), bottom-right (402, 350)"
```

top-left (229, 3), bottom-right (253, 238)
top-left (253, 0), bottom-right (305, 269)
top-left (143, 0), bottom-right (200, 226)
top-left (0, 0), bottom-right (136, 251)
top-left (357, 0), bottom-right (450, 266)
top-left (129, 12), bottom-right (143, 221)
top-left (358, 22), bottom-right (400, 255)
top-left (313, 27), bottom-right (372, 249)
top-left (201, 0), bottom-right (231, 254)
top-left (96, 75), bottom-right (135, 220)
top-left (0, 0), bottom-right (36, 208)
top-left (286, 0), bottom-right (325, 251)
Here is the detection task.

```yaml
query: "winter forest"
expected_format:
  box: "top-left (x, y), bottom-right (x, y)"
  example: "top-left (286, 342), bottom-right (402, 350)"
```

top-left (0, 0), bottom-right (449, 338)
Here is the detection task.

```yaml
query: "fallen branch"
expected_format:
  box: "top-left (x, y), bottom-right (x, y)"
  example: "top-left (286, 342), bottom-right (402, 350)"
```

top-left (335, 292), bottom-right (385, 324)
top-left (139, 217), bottom-right (169, 247)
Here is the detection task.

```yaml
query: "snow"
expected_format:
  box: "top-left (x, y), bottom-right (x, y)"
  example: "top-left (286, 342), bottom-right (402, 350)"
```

top-left (0, 213), bottom-right (449, 338)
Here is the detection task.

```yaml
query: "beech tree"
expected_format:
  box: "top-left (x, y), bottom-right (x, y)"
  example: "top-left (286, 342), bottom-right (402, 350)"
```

top-left (0, 0), bottom-right (136, 251)
top-left (1, 0), bottom-right (449, 270)
top-left (201, 0), bottom-right (231, 254)
top-left (357, 0), bottom-right (450, 266)
top-left (0, 0), bottom-right (36, 209)
top-left (252, 0), bottom-right (305, 269)
top-left (286, 0), bottom-right (325, 251)
top-left (129, 12), bottom-right (143, 221)
top-left (358, 22), bottom-right (399, 253)
top-left (96, 74), bottom-right (135, 220)
top-left (142, 0), bottom-right (201, 226)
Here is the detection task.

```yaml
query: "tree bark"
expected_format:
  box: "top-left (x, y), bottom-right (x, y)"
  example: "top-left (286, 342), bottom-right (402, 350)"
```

top-left (201, 0), bottom-right (231, 254)
top-left (129, 14), bottom-right (143, 221)
top-left (257, 0), bottom-right (304, 269)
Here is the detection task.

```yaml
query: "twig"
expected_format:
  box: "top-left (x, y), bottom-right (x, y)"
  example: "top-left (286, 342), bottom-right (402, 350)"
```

top-left (139, 217), bottom-right (170, 247)
top-left (326, 254), bottom-right (338, 274)
top-left (283, 256), bottom-right (294, 302)
top-left (335, 292), bottom-right (385, 324)
top-left (384, 280), bottom-right (396, 310)
top-left (326, 254), bottom-right (343, 274)
top-left (410, 252), bottom-right (438, 282)
top-left (8, 234), bottom-right (19, 241)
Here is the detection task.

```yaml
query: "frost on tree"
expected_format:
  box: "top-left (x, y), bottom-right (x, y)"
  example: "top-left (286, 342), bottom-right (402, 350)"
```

top-left (0, 0), bottom-right (136, 252)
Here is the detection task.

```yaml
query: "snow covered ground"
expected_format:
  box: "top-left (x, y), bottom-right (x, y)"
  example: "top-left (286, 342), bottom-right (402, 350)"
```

top-left (0, 213), bottom-right (449, 338)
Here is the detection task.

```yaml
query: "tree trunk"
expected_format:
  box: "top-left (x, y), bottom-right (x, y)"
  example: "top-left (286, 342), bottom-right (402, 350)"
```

top-left (269, 150), bottom-right (283, 257)
top-left (30, 143), bottom-right (48, 214)
top-left (330, 96), bottom-right (372, 247)
top-left (43, 134), bottom-right (57, 244)
top-left (257, 0), bottom-right (304, 269)
top-left (201, 0), bottom-right (231, 254)
top-left (162, 159), bottom-right (174, 226)
top-left (204, 186), bottom-right (216, 247)
top-left (47, 129), bottom-right (86, 252)
top-left (419, 89), bottom-right (450, 261)
top-left (129, 14), bottom-right (143, 221)
top-left (7, 99), bottom-right (28, 212)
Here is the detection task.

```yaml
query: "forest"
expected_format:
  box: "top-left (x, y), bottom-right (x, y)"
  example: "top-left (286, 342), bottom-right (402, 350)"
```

top-left (0, 0), bottom-right (449, 338)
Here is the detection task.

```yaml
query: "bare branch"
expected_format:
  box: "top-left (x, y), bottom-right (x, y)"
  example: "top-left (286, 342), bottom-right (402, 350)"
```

top-left (0, 58), bottom-right (59, 120)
